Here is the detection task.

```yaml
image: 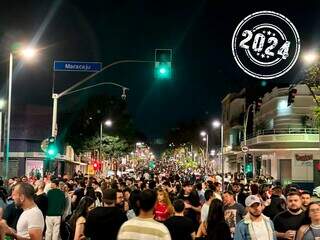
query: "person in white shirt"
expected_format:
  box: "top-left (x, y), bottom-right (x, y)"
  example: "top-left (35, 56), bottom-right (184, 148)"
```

top-left (1, 182), bottom-right (44, 240)
top-left (201, 190), bottom-right (214, 222)
top-left (234, 195), bottom-right (276, 240)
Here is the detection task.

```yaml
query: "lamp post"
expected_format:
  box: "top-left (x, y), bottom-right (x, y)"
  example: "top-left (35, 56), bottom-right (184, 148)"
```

top-left (51, 59), bottom-right (152, 137)
top-left (0, 100), bottom-right (5, 158)
top-left (200, 131), bottom-right (208, 174)
top-left (4, 48), bottom-right (37, 179)
top-left (243, 103), bottom-right (256, 180)
top-left (100, 119), bottom-right (112, 161)
top-left (51, 82), bottom-right (128, 137)
top-left (212, 120), bottom-right (224, 190)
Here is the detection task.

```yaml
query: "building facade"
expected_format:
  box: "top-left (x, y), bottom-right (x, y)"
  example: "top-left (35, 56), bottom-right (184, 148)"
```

top-left (221, 89), bottom-right (246, 173)
top-left (0, 105), bottom-right (84, 178)
top-left (241, 84), bottom-right (320, 189)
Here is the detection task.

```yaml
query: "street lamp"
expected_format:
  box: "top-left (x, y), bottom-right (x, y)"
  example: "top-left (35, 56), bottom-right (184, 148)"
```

top-left (0, 99), bottom-right (5, 157)
top-left (4, 47), bottom-right (37, 179)
top-left (212, 120), bottom-right (224, 189)
top-left (200, 131), bottom-right (207, 137)
top-left (100, 119), bottom-right (113, 161)
top-left (210, 150), bottom-right (215, 156)
top-left (200, 131), bottom-right (208, 175)
top-left (20, 48), bottom-right (37, 60)
top-left (302, 50), bottom-right (318, 65)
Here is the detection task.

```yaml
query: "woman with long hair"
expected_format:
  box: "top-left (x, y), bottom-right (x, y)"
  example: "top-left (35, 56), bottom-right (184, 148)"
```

top-left (68, 196), bottom-right (95, 240)
top-left (154, 189), bottom-right (174, 222)
top-left (197, 199), bottom-right (232, 240)
top-left (296, 201), bottom-right (320, 239)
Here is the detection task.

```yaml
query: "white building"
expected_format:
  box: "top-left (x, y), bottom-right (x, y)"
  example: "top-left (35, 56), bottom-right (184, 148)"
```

top-left (241, 84), bottom-right (320, 188)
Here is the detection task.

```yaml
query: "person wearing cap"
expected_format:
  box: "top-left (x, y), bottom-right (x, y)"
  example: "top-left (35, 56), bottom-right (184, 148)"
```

top-left (45, 179), bottom-right (66, 240)
top-left (85, 188), bottom-right (127, 240)
top-left (234, 195), bottom-right (276, 240)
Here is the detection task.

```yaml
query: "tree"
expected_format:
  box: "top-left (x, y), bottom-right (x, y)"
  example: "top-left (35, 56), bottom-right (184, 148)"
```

top-left (304, 64), bottom-right (320, 128)
top-left (82, 135), bottom-right (131, 158)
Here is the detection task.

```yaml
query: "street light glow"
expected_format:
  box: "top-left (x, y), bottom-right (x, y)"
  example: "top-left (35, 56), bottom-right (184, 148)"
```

top-left (0, 99), bottom-right (5, 110)
top-left (202, 137), bottom-right (207, 141)
top-left (200, 131), bottom-right (207, 137)
top-left (302, 50), bottom-right (318, 65)
top-left (20, 47), bottom-right (37, 59)
top-left (210, 150), bottom-right (215, 156)
top-left (105, 119), bottom-right (112, 127)
top-left (212, 120), bottom-right (221, 128)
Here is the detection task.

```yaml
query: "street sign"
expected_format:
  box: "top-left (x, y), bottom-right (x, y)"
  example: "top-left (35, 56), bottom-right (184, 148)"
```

top-left (241, 146), bottom-right (249, 153)
top-left (54, 61), bottom-right (102, 72)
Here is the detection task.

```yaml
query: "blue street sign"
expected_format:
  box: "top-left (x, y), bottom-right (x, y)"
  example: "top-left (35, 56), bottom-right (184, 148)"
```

top-left (54, 61), bottom-right (102, 72)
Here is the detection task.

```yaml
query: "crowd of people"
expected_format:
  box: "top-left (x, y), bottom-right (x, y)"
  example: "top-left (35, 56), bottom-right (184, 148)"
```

top-left (0, 169), bottom-right (317, 240)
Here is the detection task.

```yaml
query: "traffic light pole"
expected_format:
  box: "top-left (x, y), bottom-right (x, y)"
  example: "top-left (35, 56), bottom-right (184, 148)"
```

top-left (51, 60), bottom-right (152, 137)
top-left (243, 103), bottom-right (255, 181)
top-left (220, 124), bottom-right (224, 190)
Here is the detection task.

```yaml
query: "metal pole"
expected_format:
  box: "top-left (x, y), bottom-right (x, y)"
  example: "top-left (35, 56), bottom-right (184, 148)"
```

top-left (0, 111), bottom-right (2, 156)
top-left (243, 103), bottom-right (253, 181)
top-left (4, 53), bottom-right (13, 179)
top-left (206, 134), bottom-right (209, 175)
top-left (51, 94), bottom-right (58, 137)
top-left (221, 125), bottom-right (224, 191)
top-left (100, 122), bottom-right (102, 161)
top-left (0, 111), bottom-right (2, 155)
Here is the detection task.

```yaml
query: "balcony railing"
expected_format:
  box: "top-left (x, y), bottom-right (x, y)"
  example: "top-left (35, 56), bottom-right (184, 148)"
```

top-left (245, 128), bottom-right (319, 140)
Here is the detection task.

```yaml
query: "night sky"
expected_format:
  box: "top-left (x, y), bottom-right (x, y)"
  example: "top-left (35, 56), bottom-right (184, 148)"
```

top-left (0, 0), bottom-right (320, 140)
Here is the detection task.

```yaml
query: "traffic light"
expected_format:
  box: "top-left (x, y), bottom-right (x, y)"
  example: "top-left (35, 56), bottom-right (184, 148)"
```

top-left (92, 160), bottom-right (102, 171)
top-left (287, 88), bottom-right (297, 106)
top-left (149, 161), bottom-right (155, 169)
top-left (154, 49), bottom-right (172, 80)
top-left (93, 161), bottom-right (98, 170)
top-left (255, 98), bottom-right (262, 112)
top-left (46, 136), bottom-right (58, 160)
top-left (245, 162), bottom-right (253, 173)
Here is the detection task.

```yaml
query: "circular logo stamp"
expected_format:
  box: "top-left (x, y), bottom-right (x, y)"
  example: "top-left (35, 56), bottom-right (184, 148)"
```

top-left (232, 11), bottom-right (300, 79)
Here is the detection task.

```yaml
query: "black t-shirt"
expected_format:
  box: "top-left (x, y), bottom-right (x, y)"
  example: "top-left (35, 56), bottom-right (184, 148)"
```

top-left (164, 216), bottom-right (194, 240)
top-left (3, 202), bottom-right (23, 230)
top-left (178, 191), bottom-right (201, 228)
top-left (273, 210), bottom-right (307, 240)
top-left (263, 195), bottom-right (285, 220)
top-left (85, 206), bottom-right (127, 240)
top-left (34, 193), bottom-right (48, 218)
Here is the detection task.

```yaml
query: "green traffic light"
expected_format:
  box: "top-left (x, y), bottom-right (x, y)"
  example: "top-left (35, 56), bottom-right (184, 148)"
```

top-left (48, 149), bottom-right (55, 155)
top-left (47, 143), bottom-right (58, 159)
top-left (159, 68), bottom-right (166, 74)
top-left (245, 163), bottom-right (253, 173)
top-left (155, 62), bottom-right (172, 80)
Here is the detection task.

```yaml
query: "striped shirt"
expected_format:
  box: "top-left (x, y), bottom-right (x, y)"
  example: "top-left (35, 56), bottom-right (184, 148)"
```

top-left (117, 217), bottom-right (171, 240)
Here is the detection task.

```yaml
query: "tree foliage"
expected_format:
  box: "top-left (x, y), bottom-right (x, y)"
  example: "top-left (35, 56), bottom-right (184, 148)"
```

top-left (82, 135), bottom-right (131, 158)
top-left (304, 64), bottom-right (320, 128)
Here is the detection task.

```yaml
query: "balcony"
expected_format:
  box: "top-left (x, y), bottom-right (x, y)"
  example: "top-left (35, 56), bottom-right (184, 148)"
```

top-left (242, 128), bottom-right (320, 149)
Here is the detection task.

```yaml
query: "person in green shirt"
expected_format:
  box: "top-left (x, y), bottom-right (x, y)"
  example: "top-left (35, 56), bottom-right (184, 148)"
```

top-left (45, 179), bottom-right (66, 240)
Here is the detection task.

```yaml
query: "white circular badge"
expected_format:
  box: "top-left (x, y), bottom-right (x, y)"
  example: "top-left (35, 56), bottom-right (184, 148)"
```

top-left (232, 11), bottom-right (300, 79)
